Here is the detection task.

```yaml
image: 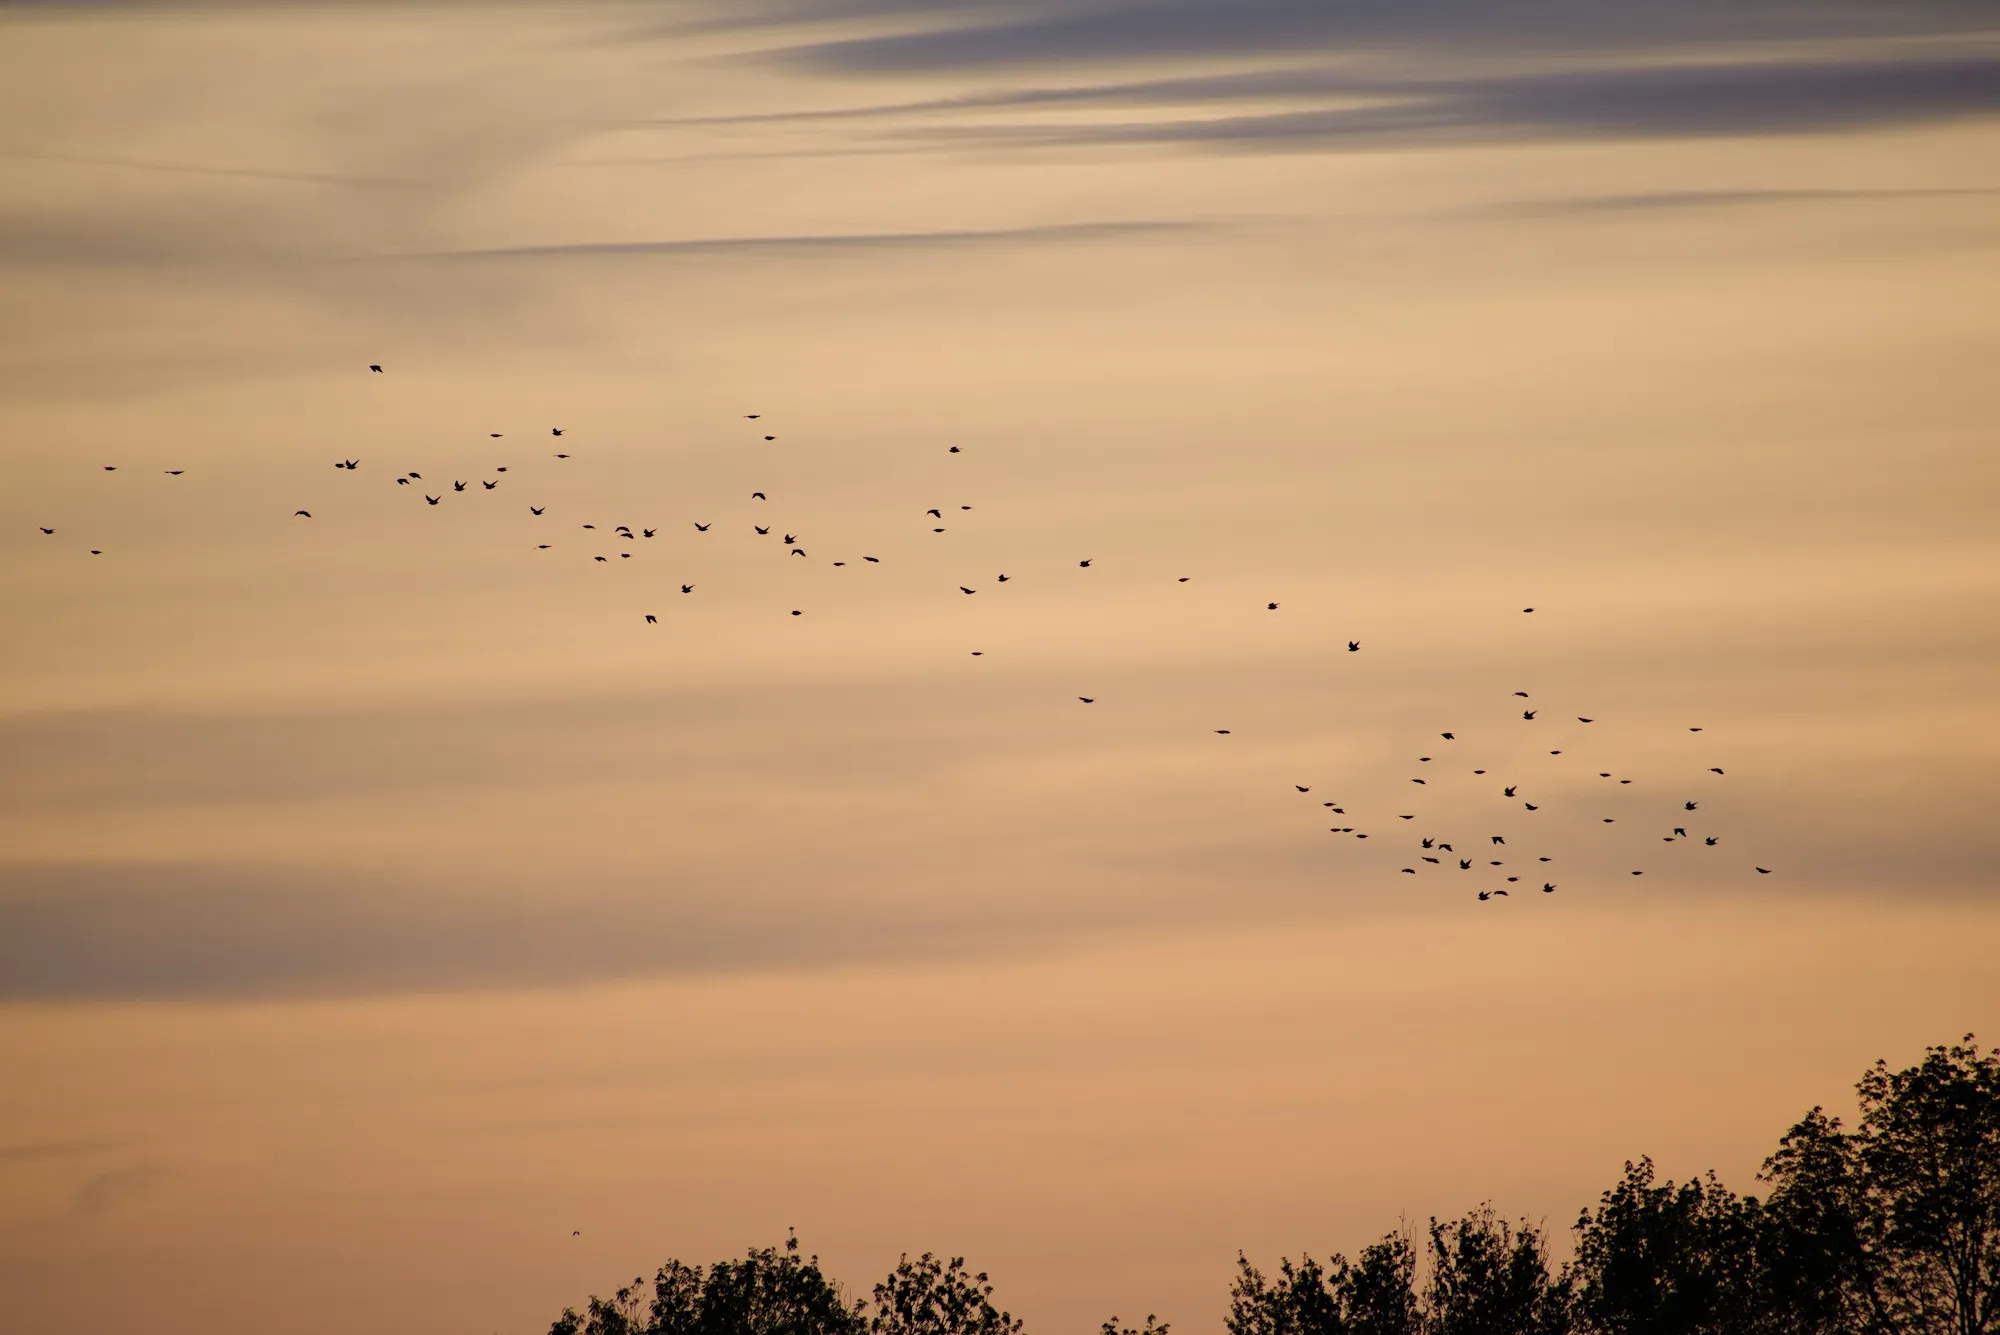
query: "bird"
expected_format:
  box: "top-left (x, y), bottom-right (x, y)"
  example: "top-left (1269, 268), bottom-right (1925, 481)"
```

top-left (1494, 889), bottom-right (1510, 896)
top-left (1478, 891), bottom-right (1491, 901)
top-left (971, 651), bottom-right (983, 656)
top-left (1347, 642), bottom-right (1360, 652)
top-left (425, 496), bottom-right (440, 505)
top-left (1543, 883), bottom-right (1556, 893)
top-left (1178, 577), bottom-right (1190, 583)
top-left (1491, 836), bottom-right (1505, 845)
top-left (1441, 732), bottom-right (1454, 740)
top-left (294, 510), bottom-right (311, 518)
top-left (1524, 608), bottom-right (1534, 613)
top-left (645, 615), bottom-right (657, 624)
top-left (1757, 867), bottom-right (1772, 874)
top-left (594, 556), bottom-right (607, 562)
top-left (165, 470), bottom-right (183, 475)
top-left (753, 525), bottom-right (771, 535)
top-left (949, 446), bottom-right (960, 453)
top-left (1514, 692), bottom-right (1529, 698)
top-left (103, 466), bottom-right (116, 471)
top-left (1079, 697), bottom-right (1095, 704)
top-left (791, 548), bottom-right (806, 557)
top-left (1524, 803), bottom-right (1538, 811)
top-left (694, 523), bottom-right (710, 532)
top-left (1267, 602), bottom-right (1279, 610)
top-left (681, 584), bottom-right (694, 594)
top-left (552, 428), bottom-right (563, 436)
top-left (933, 528), bottom-right (945, 533)
top-left (1673, 827), bottom-right (1687, 838)
top-left (1401, 868), bottom-right (1416, 874)
top-left (1504, 786), bottom-right (1516, 797)
top-left (1423, 856), bottom-right (1440, 864)
top-left (90, 549), bottom-right (101, 555)
top-left (960, 586), bottom-right (976, 595)
top-left (1710, 768), bottom-right (1725, 775)
top-left (1079, 559), bottom-right (1092, 568)
top-left (1296, 786), bottom-right (1310, 793)
top-left (489, 433), bottom-right (502, 438)
top-left (746, 414), bottom-right (760, 420)
top-left (583, 524), bottom-right (596, 530)
top-left (996, 574), bottom-right (1009, 582)
top-left (1578, 717), bottom-right (1593, 723)
top-left (643, 528), bottom-right (655, 538)
top-left (1632, 870), bottom-right (1643, 876)
top-left (1685, 801), bottom-right (1698, 811)
top-left (764, 435), bottom-right (775, 441)
top-left (1523, 710), bottom-right (1536, 720)
top-left (864, 556), bottom-right (879, 563)
top-left (1690, 727), bottom-right (1704, 732)
top-left (1421, 838), bottom-right (1434, 848)
top-left (1215, 730), bottom-right (1231, 735)
top-left (555, 453), bottom-right (570, 459)
top-left (1705, 837), bottom-right (1718, 846)
top-left (369, 364), bottom-right (382, 373)
top-left (408, 472), bottom-right (421, 479)
top-left (1412, 778), bottom-right (1427, 785)
top-left (531, 507), bottom-right (544, 515)
top-left (39, 527), bottom-right (53, 535)
top-left (453, 481), bottom-right (466, 492)
top-left (926, 509), bottom-right (942, 518)
top-left (536, 544), bottom-right (550, 550)
top-left (752, 492), bottom-right (766, 500)
top-left (783, 534), bottom-right (796, 545)
top-left (1460, 860), bottom-right (1473, 870)
top-left (483, 480), bottom-right (498, 490)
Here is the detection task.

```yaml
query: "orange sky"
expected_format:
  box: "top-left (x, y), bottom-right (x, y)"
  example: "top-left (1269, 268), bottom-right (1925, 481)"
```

top-left (2, 5), bottom-right (1997, 1333)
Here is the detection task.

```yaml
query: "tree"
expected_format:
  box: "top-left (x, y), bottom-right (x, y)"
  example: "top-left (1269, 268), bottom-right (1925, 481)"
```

top-left (869, 1253), bottom-right (1023, 1335)
top-left (1855, 1035), bottom-right (2000, 1335)
top-left (1229, 1251), bottom-right (1351, 1335)
top-left (547, 1235), bottom-right (866, 1335)
top-left (1757, 1106), bottom-right (1885, 1335)
top-left (1425, 1208), bottom-right (1570, 1335)
top-left (1567, 1159), bottom-right (1760, 1335)
top-left (1101, 1315), bottom-right (1171, 1335)
top-left (1343, 1233), bottom-right (1421, 1335)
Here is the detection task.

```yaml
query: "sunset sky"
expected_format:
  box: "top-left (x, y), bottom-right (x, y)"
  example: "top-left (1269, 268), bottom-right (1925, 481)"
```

top-left (2, 4), bottom-right (1998, 1332)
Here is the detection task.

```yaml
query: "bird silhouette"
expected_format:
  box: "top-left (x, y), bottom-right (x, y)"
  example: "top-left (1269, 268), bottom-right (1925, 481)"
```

top-left (1441, 732), bottom-right (1455, 740)
top-left (483, 480), bottom-right (498, 490)
top-left (1757, 867), bottom-right (1772, 874)
top-left (1347, 641), bottom-right (1360, 652)
top-left (1215, 730), bottom-right (1231, 735)
top-left (783, 534), bottom-right (796, 545)
top-left (555, 453), bottom-right (569, 458)
top-left (764, 435), bottom-right (775, 441)
top-left (1079, 559), bottom-right (1092, 568)
top-left (39, 527), bottom-right (53, 535)
top-left (753, 492), bottom-right (766, 500)
top-left (643, 528), bottom-right (655, 538)
top-left (645, 615), bottom-right (656, 624)
top-left (949, 446), bottom-right (960, 453)
top-left (1402, 868), bottom-right (1416, 874)
top-left (1685, 801), bottom-right (1698, 811)
top-left (1524, 803), bottom-right (1538, 811)
top-left (680, 584), bottom-right (694, 594)
top-left (1543, 883), bottom-right (1556, 893)
top-left (791, 549), bottom-right (806, 557)
top-left (694, 523), bottom-right (710, 532)
top-left (1578, 717), bottom-right (1593, 723)
top-left (1710, 768), bottom-right (1725, 775)
top-left (165, 470), bottom-right (184, 475)
top-left (425, 496), bottom-right (440, 505)
top-left (531, 507), bottom-right (544, 515)
top-left (996, 574), bottom-right (1009, 582)
top-left (1523, 710), bottom-right (1536, 720)
top-left (960, 586), bottom-right (976, 594)
top-left (1504, 786), bottom-right (1516, 797)
top-left (753, 525), bottom-right (770, 535)
top-left (1079, 697), bottom-right (1095, 704)
top-left (1421, 838), bottom-right (1433, 848)
top-left (1478, 891), bottom-right (1491, 901)
top-left (1460, 859), bottom-right (1472, 870)
top-left (369, 364), bottom-right (382, 372)
top-left (746, 414), bottom-right (759, 420)
top-left (863, 556), bottom-right (879, 563)
top-left (453, 481), bottom-right (466, 492)
top-left (594, 556), bottom-right (606, 562)
top-left (294, 510), bottom-right (311, 518)
top-left (1267, 602), bottom-right (1278, 610)
top-left (553, 428), bottom-right (563, 436)
top-left (1491, 836), bottom-right (1505, 845)
top-left (1705, 837), bottom-right (1719, 846)
top-left (1296, 786), bottom-right (1310, 793)
top-left (926, 509), bottom-right (941, 518)
top-left (1673, 827), bottom-right (1687, 837)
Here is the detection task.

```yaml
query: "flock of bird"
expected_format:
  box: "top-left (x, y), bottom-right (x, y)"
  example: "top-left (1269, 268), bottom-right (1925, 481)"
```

top-left (27, 362), bottom-right (1773, 901)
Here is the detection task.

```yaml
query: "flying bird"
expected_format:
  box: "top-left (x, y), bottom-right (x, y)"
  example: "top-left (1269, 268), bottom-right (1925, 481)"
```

top-left (38, 527), bottom-right (53, 535)
top-left (949, 446), bottom-right (959, 453)
top-left (294, 510), bottom-right (311, 518)
top-left (764, 435), bottom-right (775, 441)
top-left (746, 414), bottom-right (760, 420)
top-left (1710, 768), bottom-right (1725, 775)
top-left (960, 586), bottom-right (976, 594)
top-left (783, 534), bottom-right (796, 545)
top-left (926, 509), bottom-right (941, 518)
top-left (1757, 867), bottom-right (1772, 874)
top-left (694, 523), bottom-right (710, 532)
top-left (1523, 710), bottom-right (1536, 720)
top-left (531, 507), bottom-right (544, 515)
top-left (552, 428), bottom-right (563, 436)
top-left (1514, 692), bottom-right (1529, 698)
top-left (643, 528), bottom-right (655, 538)
top-left (996, 574), bottom-right (1009, 582)
top-left (864, 556), bottom-right (879, 563)
top-left (1441, 732), bottom-right (1454, 740)
top-left (1524, 803), bottom-right (1538, 811)
top-left (369, 365), bottom-right (382, 372)
top-left (1504, 786), bottom-right (1517, 797)
top-left (681, 585), bottom-right (693, 593)
top-left (753, 492), bottom-right (766, 500)
top-left (165, 470), bottom-right (183, 475)
top-left (1685, 801), bottom-right (1698, 811)
top-left (1543, 883), bottom-right (1556, 893)
top-left (1079, 559), bottom-right (1092, 568)
top-left (426, 496), bottom-right (440, 505)
top-left (1215, 730), bottom-right (1231, 735)
top-left (489, 433), bottom-right (502, 438)
top-left (755, 526), bottom-right (769, 535)
top-left (1267, 602), bottom-right (1279, 610)
top-left (1673, 828), bottom-right (1687, 837)
top-left (1296, 786), bottom-right (1310, 793)
top-left (1460, 860), bottom-right (1472, 870)
top-left (1079, 697), bottom-right (1095, 704)
top-left (1491, 836), bottom-right (1505, 845)
top-left (102, 466), bottom-right (115, 471)
top-left (453, 481), bottom-right (466, 492)
top-left (644, 615), bottom-right (656, 624)
top-left (1347, 641), bottom-right (1359, 652)
top-left (1578, 717), bottom-right (1593, 723)
top-left (483, 480), bottom-right (497, 490)
top-left (555, 453), bottom-right (570, 459)
top-left (594, 556), bottom-right (606, 562)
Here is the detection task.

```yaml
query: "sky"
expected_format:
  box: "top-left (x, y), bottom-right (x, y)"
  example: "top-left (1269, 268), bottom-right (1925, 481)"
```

top-left (1, 2), bottom-right (1998, 1331)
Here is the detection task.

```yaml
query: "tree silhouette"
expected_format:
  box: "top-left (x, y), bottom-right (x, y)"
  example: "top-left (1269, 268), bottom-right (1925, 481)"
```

top-left (543, 1034), bottom-right (1996, 1335)
top-left (869, 1253), bottom-right (1023, 1335)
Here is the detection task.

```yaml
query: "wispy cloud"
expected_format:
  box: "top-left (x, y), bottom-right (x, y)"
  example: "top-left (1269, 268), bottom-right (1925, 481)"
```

top-left (374, 218), bottom-right (1206, 262)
